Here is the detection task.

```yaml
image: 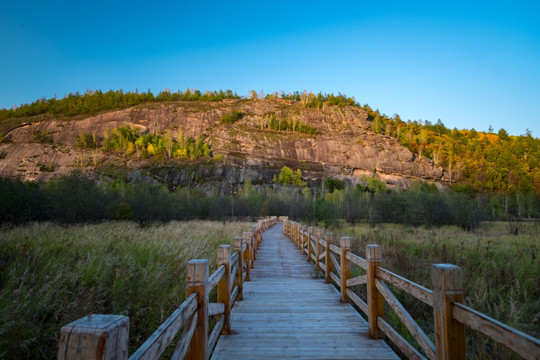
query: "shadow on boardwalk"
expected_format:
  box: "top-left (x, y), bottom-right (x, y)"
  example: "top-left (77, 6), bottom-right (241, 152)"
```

top-left (211, 223), bottom-right (398, 360)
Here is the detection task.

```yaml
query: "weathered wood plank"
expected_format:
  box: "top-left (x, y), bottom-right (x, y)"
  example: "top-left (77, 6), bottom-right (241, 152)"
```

top-left (208, 316), bottom-right (225, 354)
top-left (376, 279), bottom-right (436, 360)
top-left (329, 244), bottom-right (341, 254)
top-left (211, 223), bottom-right (399, 360)
top-left (230, 286), bottom-right (239, 306)
top-left (208, 265), bottom-right (225, 293)
top-left (347, 252), bottom-right (367, 270)
top-left (230, 251), bottom-right (239, 266)
top-left (170, 312), bottom-right (198, 360)
top-left (346, 289), bottom-right (368, 315)
top-left (229, 263), bottom-right (238, 291)
top-left (453, 302), bottom-right (540, 360)
top-left (128, 294), bottom-right (197, 360)
top-left (376, 267), bottom-right (433, 306)
top-left (346, 274), bottom-right (367, 287)
top-left (330, 252), bottom-right (341, 274)
top-left (59, 315), bottom-right (129, 360)
top-left (208, 302), bottom-right (225, 317)
top-left (377, 317), bottom-right (427, 360)
top-left (330, 271), bottom-right (341, 287)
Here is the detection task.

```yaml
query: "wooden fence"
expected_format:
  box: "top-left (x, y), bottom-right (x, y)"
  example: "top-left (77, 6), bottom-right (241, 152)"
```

top-left (57, 217), bottom-right (277, 360)
top-left (283, 220), bottom-right (540, 360)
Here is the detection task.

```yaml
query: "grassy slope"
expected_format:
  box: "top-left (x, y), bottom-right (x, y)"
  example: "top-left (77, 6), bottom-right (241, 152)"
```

top-left (0, 220), bottom-right (253, 359)
top-left (334, 221), bottom-right (539, 359)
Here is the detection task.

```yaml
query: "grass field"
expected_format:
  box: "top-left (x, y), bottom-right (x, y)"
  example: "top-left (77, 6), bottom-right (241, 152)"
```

top-left (1, 220), bottom-right (538, 359)
top-left (332, 221), bottom-right (539, 359)
top-left (0, 220), bottom-right (254, 360)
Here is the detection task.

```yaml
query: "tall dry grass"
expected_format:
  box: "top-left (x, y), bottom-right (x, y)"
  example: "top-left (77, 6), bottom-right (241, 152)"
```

top-left (0, 220), bottom-right (253, 359)
top-left (333, 221), bottom-right (539, 359)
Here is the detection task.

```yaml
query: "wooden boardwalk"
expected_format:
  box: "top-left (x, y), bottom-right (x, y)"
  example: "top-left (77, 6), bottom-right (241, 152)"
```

top-left (211, 223), bottom-right (398, 360)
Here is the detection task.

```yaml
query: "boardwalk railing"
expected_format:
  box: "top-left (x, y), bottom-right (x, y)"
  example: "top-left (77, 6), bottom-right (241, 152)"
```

top-left (283, 219), bottom-right (540, 360)
top-left (58, 217), bottom-right (277, 360)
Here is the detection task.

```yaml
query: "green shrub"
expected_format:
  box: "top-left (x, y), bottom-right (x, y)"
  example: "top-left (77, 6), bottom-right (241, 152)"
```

top-left (273, 166), bottom-right (307, 187)
top-left (356, 175), bottom-right (387, 194)
top-left (76, 132), bottom-right (98, 148)
top-left (32, 130), bottom-right (53, 144)
top-left (326, 178), bottom-right (345, 193)
top-left (220, 110), bottom-right (244, 124)
top-left (38, 162), bottom-right (56, 172)
top-left (105, 201), bottom-right (133, 220)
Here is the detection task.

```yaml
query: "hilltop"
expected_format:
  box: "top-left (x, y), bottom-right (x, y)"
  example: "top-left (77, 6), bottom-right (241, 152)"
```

top-left (0, 99), bottom-right (444, 192)
top-left (0, 90), bottom-right (538, 196)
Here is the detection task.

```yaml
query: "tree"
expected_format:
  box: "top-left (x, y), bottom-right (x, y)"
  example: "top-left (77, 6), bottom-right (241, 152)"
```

top-left (274, 166), bottom-right (307, 187)
top-left (498, 128), bottom-right (510, 141)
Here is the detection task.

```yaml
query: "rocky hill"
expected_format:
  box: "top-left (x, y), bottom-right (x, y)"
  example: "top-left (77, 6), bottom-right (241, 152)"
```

top-left (0, 99), bottom-right (448, 191)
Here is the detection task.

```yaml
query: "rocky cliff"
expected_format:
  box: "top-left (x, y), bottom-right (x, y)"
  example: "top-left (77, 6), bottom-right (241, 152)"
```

top-left (0, 99), bottom-right (448, 190)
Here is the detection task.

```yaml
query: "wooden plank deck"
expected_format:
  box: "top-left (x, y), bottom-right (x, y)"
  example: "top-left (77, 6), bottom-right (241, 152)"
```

top-left (211, 223), bottom-right (399, 360)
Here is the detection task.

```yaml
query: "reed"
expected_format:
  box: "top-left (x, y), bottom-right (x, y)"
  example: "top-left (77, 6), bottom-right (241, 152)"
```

top-left (0, 220), bottom-right (253, 359)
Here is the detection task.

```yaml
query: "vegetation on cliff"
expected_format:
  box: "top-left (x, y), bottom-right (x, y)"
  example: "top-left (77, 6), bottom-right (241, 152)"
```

top-left (1, 89), bottom-right (538, 197)
top-left (365, 109), bottom-right (539, 195)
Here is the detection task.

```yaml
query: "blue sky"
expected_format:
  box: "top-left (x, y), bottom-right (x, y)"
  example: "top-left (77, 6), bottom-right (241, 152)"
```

top-left (1, 1), bottom-right (539, 136)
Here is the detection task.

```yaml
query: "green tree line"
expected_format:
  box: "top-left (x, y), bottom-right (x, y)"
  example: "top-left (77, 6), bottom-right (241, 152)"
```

top-left (1, 172), bottom-right (537, 229)
top-left (0, 88), bottom-right (241, 122)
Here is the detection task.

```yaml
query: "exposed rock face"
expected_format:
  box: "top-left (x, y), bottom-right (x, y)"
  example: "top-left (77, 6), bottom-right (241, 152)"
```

top-left (0, 99), bottom-right (448, 188)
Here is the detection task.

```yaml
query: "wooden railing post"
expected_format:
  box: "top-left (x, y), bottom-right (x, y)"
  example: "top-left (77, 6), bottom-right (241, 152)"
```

top-left (249, 228), bottom-right (257, 262)
top-left (297, 224), bottom-right (302, 250)
top-left (307, 227), bottom-right (314, 262)
top-left (367, 244), bottom-right (384, 339)
top-left (340, 237), bottom-right (351, 303)
top-left (302, 225), bottom-right (308, 254)
top-left (233, 237), bottom-right (244, 301)
top-left (243, 231), bottom-right (254, 269)
top-left (432, 264), bottom-right (466, 360)
top-left (242, 233), bottom-right (251, 281)
top-left (58, 315), bottom-right (129, 360)
top-left (186, 259), bottom-right (209, 360)
top-left (217, 245), bottom-right (232, 335)
top-left (324, 232), bottom-right (333, 283)
top-left (315, 229), bottom-right (322, 270)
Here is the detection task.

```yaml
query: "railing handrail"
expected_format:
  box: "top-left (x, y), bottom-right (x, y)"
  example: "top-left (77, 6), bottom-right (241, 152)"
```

top-left (58, 216), bottom-right (278, 360)
top-left (282, 219), bottom-right (540, 360)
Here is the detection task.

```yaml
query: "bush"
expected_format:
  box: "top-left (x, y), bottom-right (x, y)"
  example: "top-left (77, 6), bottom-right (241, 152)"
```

top-left (326, 178), bottom-right (345, 193)
top-left (45, 172), bottom-right (106, 223)
top-left (76, 132), bottom-right (98, 148)
top-left (273, 166), bottom-right (307, 187)
top-left (0, 178), bottom-right (45, 224)
top-left (306, 197), bottom-right (338, 226)
top-left (32, 130), bottom-right (53, 144)
top-left (220, 110), bottom-right (244, 124)
top-left (38, 162), bottom-right (56, 172)
top-left (105, 201), bottom-right (133, 220)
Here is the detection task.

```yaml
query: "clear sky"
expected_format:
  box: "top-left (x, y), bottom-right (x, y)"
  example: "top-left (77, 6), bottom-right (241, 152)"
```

top-left (1, 1), bottom-right (539, 136)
